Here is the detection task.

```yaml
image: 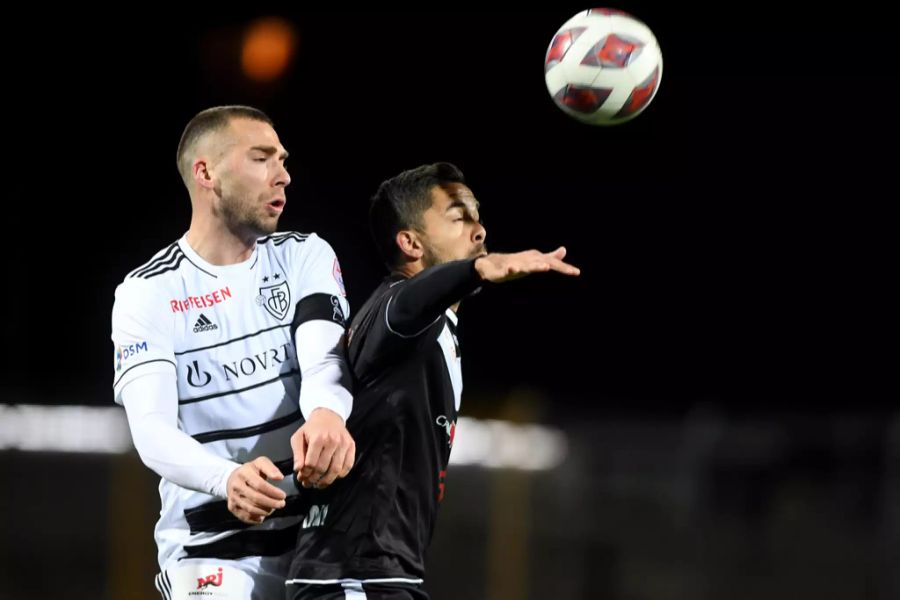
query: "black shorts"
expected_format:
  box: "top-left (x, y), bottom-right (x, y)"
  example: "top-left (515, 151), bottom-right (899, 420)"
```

top-left (287, 581), bottom-right (429, 600)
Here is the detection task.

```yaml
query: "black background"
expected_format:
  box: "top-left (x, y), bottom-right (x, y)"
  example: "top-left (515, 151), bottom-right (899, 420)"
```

top-left (5, 7), bottom-right (893, 415)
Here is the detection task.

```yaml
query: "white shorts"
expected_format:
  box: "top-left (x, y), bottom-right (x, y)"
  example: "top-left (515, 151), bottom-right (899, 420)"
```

top-left (155, 553), bottom-right (292, 600)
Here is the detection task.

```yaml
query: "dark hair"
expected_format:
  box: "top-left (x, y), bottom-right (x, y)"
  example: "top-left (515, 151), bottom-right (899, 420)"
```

top-left (369, 162), bottom-right (466, 269)
top-left (176, 105), bottom-right (274, 185)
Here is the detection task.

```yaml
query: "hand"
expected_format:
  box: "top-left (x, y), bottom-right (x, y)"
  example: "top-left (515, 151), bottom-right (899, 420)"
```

top-left (474, 246), bottom-right (580, 283)
top-left (226, 457), bottom-right (287, 525)
top-left (291, 408), bottom-right (356, 489)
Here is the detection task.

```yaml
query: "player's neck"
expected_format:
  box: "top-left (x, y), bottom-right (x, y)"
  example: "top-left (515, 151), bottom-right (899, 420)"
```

top-left (394, 260), bottom-right (423, 280)
top-left (186, 219), bottom-right (257, 266)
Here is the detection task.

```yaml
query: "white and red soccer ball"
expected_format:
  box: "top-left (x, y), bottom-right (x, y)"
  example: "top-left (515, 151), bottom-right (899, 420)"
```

top-left (545, 8), bottom-right (663, 125)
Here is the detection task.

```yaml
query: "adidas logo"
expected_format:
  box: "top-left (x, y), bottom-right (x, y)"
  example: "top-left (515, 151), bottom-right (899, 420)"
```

top-left (193, 314), bottom-right (219, 333)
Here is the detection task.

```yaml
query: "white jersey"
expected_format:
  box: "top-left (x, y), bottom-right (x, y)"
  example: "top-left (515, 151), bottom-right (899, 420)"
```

top-left (111, 231), bottom-right (349, 569)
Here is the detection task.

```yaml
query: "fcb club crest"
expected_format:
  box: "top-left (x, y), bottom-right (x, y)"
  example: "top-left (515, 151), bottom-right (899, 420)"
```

top-left (257, 280), bottom-right (291, 320)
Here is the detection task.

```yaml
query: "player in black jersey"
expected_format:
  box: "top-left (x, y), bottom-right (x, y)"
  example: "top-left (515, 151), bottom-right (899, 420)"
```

top-left (287, 162), bottom-right (579, 599)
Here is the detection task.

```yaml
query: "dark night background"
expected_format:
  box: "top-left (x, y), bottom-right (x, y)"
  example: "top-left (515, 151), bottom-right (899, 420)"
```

top-left (1, 7), bottom-right (895, 599)
top-left (6, 7), bottom-right (890, 414)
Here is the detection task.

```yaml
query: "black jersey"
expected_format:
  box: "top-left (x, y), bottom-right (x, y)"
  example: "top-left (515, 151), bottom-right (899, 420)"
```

top-left (288, 259), bottom-right (482, 586)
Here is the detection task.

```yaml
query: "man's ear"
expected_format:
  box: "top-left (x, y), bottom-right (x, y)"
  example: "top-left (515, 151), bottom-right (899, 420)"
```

top-left (193, 158), bottom-right (215, 191)
top-left (396, 230), bottom-right (424, 260)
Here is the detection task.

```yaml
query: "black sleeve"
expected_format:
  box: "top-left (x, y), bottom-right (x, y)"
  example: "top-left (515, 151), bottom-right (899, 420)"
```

top-left (387, 258), bottom-right (482, 336)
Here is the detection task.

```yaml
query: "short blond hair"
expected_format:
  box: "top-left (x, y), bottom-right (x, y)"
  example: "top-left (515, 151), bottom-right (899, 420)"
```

top-left (176, 105), bottom-right (273, 186)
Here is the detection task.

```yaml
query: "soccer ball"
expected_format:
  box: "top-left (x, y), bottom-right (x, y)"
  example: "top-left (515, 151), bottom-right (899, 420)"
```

top-left (544, 8), bottom-right (663, 125)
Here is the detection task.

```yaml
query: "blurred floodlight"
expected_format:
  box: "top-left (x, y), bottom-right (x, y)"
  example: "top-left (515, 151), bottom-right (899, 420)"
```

top-left (241, 17), bottom-right (297, 82)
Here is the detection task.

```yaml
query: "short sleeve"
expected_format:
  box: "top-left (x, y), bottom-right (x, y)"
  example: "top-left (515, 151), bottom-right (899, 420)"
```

top-left (111, 278), bottom-right (176, 402)
top-left (291, 233), bottom-right (350, 324)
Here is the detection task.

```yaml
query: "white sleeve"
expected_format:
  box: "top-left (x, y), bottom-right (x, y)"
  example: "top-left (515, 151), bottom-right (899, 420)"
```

top-left (291, 234), bottom-right (354, 420)
top-left (121, 370), bottom-right (239, 498)
top-left (293, 233), bottom-right (349, 308)
top-left (111, 278), bottom-right (177, 401)
top-left (295, 320), bottom-right (353, 421)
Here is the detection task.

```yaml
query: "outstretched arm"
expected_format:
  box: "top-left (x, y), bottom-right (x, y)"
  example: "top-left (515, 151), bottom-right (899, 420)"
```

top-left (474, 246), bottom-right (580, 282)
top-left (388, 247), bottom-right (580, 335)
top-left (387, 259), bottom-right (485, 336)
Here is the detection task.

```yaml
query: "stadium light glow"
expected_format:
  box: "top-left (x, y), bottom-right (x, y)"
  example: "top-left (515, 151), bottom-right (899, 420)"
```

top-left (0, 406), bottom-right (568, 470)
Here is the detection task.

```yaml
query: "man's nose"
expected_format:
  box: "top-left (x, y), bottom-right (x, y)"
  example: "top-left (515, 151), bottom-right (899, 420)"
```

top-left (275, 165), bottom-right (291, 188)
top-left (472, 223), bottom-right (486, 245)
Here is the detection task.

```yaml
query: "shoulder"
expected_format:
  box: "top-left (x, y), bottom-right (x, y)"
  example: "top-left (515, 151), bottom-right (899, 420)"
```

top-left (256, 230), bottom-right (313, 249)
top-left (114, 274), bottom-right (171, 316)
top-left (256, 231), bottom-right (338, 262)
top-left (261, 231), bottom-right (341, 271)
top-left (124, 240), bottom-right (186, 282)
top-left (349, 279), bottom-right (400, 331)
top-left (116, 242), bottom-right (185, 307)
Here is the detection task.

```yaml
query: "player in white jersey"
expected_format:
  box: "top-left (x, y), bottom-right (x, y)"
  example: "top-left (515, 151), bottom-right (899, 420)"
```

top-left (111, 106), bottom-right (356, 600)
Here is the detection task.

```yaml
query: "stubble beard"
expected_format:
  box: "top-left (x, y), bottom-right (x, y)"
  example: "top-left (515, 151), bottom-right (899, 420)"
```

top-left (215, 181), bottom-right (278, 238)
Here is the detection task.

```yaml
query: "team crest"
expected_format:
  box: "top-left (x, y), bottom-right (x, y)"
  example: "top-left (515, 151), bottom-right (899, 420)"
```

top-left (258, 281), bottom-right (291, 321)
